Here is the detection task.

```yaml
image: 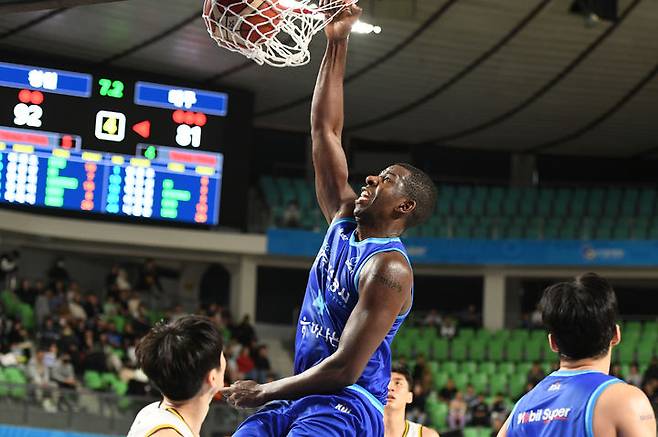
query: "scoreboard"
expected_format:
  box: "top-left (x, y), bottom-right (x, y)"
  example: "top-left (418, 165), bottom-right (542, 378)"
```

top-left (0, 60), bottom-right (244, 226)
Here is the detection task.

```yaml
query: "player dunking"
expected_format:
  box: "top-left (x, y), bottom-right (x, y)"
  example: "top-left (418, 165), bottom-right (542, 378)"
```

top-left (221, 2), bottom-right (438, 436)
top-left (498, 273), bottom-right (656, 437)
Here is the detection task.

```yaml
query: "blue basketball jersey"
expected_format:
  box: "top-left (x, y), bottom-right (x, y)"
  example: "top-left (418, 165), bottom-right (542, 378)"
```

top-left (507, 370), bottom-right (622, 437)
top-left (293, 217), bottom-right (412, 410)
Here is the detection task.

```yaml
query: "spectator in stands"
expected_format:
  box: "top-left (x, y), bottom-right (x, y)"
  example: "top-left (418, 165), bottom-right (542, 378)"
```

top-left (253, 344), bottom-right (272, 384)
top-left (235, 314), bottom-right (256, 347)
top-left (491, 413), bottom-right (507, 437)
top-left (136, 258), bottom-right (163, 295)
top-left (282, 199), bottom-right (301, 228)
top-left (491, 393), bottom-right (509, 416)
top-left (470, 394), bottom-right (491, 427)
top-left (237, 345), bottom-right (255, 380)
top-left (423, 309), bottom-right (442, 328)
top-left (448, 391), bottom-right (468, 429)
top-left (460, 304), bottom-right (481, 329)
top-left (627, 362), bottom-right (643, 387)
top-left (106, 264), bottom-right (132, 295)
top-left (440, 316), bottom-right (457, 339)
top-left (439, 377), bottom-right (458, 401)
top-left (530, 304), bottom-right (543, 328)
top-left (0, 250), bottom-right (20, 288)
top-left (34, 288), bottom-right (51, 326)
top-left (643, 356), bottom-right (658, 386)
top-left (47, 257), bottom-right (70, 286)
top-left (464, 383), bottom-right (478, 408)
top-left (412, 354), bottom-right (430, 388)
top-left (51, 351), bottom-right (78, 410)
top-left (170, 303), bottom-right (186, 322)
top-left (28, 347), bottom-right (58, 412)
top-left (68, 290), bottom-right (87, 321)
top-left (82, 293), bottom-right (101, 319)
top-left (39, 317), bottom-right (61, 346)
top-left (526, 361), bottom-right (544, 387)
top-left (16, 279), bottom-right (34, 306)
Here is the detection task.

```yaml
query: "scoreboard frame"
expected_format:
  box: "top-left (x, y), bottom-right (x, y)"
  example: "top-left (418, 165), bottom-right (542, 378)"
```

top-left (0, 49), bottom-right (254, 230)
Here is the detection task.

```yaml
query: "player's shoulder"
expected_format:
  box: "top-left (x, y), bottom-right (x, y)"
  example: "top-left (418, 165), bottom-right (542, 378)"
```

top-left (421, 425), bottom-right (441, 437)
top-left (597, 380), bottom-right (651, 412)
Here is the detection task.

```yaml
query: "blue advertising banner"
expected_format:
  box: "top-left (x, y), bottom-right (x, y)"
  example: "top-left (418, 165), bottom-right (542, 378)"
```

top-left (0, 425), bottom-right (120, 437)
top-left (267, 229), bottom-right (658, 267)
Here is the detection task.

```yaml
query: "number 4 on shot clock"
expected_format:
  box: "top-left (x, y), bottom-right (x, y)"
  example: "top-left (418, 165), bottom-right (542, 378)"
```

top-left (95, 110), bottom-right (126, 142)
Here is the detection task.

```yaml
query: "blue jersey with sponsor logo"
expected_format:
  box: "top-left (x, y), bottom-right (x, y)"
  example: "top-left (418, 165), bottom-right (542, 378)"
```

top-left (293, 218), bottom-right (412, 408)
top-left (507, 370), bottom-right (622, 437)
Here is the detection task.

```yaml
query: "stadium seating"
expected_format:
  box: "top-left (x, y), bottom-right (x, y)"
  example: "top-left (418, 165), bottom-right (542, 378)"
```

top-left (261, 177), bottom-right (658, 240)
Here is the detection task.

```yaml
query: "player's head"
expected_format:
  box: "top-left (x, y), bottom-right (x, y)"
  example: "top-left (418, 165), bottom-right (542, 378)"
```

top-left (355, 163), bottom-right (437, 231)
top-left (541, 272), bottom-right (620, 361)
top-left (385, 363), bottom-right (413, 412)
top-left (136, 315), bottom-right (226, 402)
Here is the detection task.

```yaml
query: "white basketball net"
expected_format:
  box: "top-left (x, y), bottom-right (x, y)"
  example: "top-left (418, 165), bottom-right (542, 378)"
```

top-left (203, 0), bottom-right (358, 67)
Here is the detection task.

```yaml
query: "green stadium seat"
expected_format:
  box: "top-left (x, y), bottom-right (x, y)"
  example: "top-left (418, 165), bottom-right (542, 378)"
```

top-left (498, 362), bottom-right (515, 375)
top-left (0, 369), bottom-right (8, 398)
top-left (479, 362), bottom-right (497, 376)
top-left (506, 341), bottom-right (523, 362)
top-left (470, 373), bottom-right (488, 393)
top-left (451, 340), bottom-right (468, 361)
top-left (414, 336), bottom-right (432, 358)
top-left (453, 372), bottom-right (469, 391)
top-left (5, 367), bottom-right (27, 399)
top-left (461, 361), bottom-right (478, 374)
top-left (101, 372), bottom-right (119, 390)
top-left (432, 338), bottom-right (449, 361)
top-left (637, 344), bottom-right (655, 366)
top-left (468, 340), bottom-right (487, 361)
top-left (542, 362), bottom-right (555, 374)
top-left (509, 374), bottom-right (527, 398)
top-left (489, 374), bottom-right (508, 396)
top-left (525, 342), bottom-right (543, 362)
top-left (441, 361), bottom-right (459, 375)
top-left (458, 328), bottom-right (476, 340)
top-left (432, 372), bottom-right (449, 391)
top-left (427, 399), bottom-right (448, 429)
top-left (393, 336), bottom-right (413, 358)
top-left (488, 341), bottom-right (504, 362)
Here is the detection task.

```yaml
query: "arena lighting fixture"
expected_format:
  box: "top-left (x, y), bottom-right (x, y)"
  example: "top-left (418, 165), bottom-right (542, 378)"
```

top-left (279, 0), bottom-right (382, 34)
top-left (352, 20), bottom-right (382, 34)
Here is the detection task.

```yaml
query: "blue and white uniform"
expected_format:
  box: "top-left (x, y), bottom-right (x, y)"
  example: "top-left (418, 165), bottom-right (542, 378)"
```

top-left (234, 218), bottom-right (412, 436)
top-left (507, 369), bottom-right (622, 437)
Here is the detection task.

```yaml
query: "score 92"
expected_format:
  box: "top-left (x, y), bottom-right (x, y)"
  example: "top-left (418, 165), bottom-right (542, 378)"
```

top-left (176, 125), bottom-right (201, 148)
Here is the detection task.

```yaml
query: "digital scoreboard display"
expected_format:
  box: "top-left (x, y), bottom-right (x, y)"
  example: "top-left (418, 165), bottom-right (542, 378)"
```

top-left (0, 60), bottom-right (239, 226)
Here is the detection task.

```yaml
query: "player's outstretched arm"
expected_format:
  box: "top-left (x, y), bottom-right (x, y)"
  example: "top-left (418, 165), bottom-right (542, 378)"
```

top-left (595, 382), bottom-right (656, 436)
top-left (221, 251), bottom-right (411, 408)
top-left (311, 2), bottom-right (361, 223)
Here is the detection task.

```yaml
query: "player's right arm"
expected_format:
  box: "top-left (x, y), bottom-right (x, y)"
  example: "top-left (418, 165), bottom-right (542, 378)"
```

top-left (310, 2), bottom-right (361, 223)
top-left (422, 426), bottom-right (440, 437)
top-left (594, 382), bottom-right (656, 436)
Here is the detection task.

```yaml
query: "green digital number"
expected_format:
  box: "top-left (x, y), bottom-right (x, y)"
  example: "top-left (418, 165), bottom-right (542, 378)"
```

top-left (98, 78), bottom-right (124, 98)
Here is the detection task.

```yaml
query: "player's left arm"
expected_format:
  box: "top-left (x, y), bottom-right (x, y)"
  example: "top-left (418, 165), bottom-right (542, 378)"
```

top-left (595, 382), bottom-right (656, 436)
top-left (422, 426), bottom-right (440, 437)
top-left (221, 251), bottom-right (412, 408)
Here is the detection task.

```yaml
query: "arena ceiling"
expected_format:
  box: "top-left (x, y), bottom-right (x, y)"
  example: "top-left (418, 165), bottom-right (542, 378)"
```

top-left (0, 0), bottom-right (656, 157)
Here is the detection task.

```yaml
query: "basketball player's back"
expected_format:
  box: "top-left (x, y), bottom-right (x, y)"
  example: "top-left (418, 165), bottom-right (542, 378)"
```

top-left (498, 273), bottom-right (655, 437)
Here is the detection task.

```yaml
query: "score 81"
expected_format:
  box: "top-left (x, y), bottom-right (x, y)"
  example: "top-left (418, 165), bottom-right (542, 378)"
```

top-left (176, 125), bottom-right (201, 148)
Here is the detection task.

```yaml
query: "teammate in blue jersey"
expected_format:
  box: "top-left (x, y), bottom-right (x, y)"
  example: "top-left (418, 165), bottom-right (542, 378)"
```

top-left (498, 273), bottom-right (656, 437)
top-left (220, 2), bottom-right (437, 436)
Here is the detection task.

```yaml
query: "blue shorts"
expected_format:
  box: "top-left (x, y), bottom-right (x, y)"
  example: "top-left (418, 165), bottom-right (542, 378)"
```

top-left (232, 386), bottom-right (384, 437)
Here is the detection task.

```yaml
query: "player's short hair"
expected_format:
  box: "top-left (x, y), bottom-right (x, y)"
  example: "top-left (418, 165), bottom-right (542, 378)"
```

top-left (395, 163), bottom-right (437, 228)
top-left (391, 363), bottom-right (413, 390)
top-left (540, 272), bottom-right (618, 361)
top-left (136, 315), bottom-right (223, 401)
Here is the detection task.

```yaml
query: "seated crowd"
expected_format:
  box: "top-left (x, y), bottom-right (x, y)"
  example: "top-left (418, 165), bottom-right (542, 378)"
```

top-left (0, 255), bottom-right (273, 413)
